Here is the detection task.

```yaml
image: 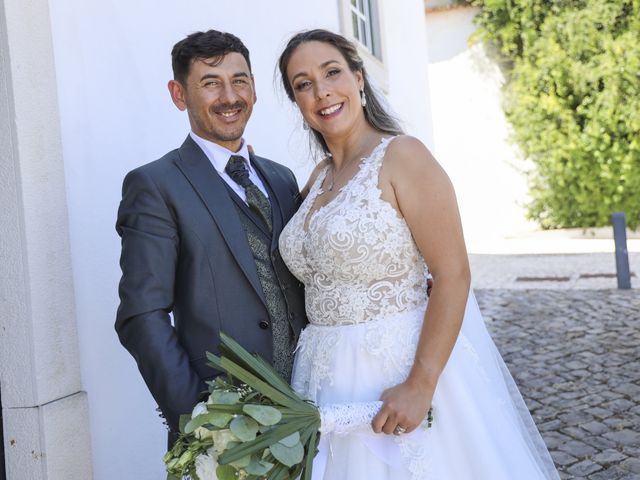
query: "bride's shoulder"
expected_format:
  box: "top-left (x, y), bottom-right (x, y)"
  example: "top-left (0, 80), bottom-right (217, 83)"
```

top-left (385, 135), bottom-right (435, 163)
top-left (300, 157), bottom-right (331, 200)
top-left (383, 135), bottom-right (445, 183)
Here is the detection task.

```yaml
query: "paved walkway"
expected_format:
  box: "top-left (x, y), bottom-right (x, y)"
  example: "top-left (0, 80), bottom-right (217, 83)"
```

top-left (476, 289), bottom-right (640, 479)
top-left (470, 253), bottom-right (639, 290)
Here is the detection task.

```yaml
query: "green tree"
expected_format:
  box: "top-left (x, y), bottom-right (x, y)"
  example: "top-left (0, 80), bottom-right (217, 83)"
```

top-left (471, 0), bottom-right (640, 228)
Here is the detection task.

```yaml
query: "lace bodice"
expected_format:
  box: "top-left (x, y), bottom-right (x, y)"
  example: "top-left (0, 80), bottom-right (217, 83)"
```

top-left (279, 137), bottom-right (429, 326)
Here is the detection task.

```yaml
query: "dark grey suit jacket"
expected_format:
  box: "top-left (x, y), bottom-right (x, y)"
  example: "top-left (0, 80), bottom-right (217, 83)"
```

top-left (115, 135), bottom-right (306, 432)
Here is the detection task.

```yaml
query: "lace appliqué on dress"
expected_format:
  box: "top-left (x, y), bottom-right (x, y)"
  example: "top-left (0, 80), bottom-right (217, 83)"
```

top-left (363, 311), bottom-right (423, 386)
top-left (396, 433), bottom-right (434, 480)
top-left (291, 326), bottom-right (340, 401)
top-left (280, 137), bottom-right (429, 328)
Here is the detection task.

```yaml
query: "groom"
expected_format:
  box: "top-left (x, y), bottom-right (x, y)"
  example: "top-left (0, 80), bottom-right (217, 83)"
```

top-left (115, 30), bottom-right (306, 441)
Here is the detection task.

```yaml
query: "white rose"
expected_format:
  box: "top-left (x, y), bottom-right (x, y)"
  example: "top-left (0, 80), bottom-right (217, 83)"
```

top-left (195, 449), bottom-right (218, 480)
top-left (210, 429), bottom-right (240, 455)
top-left (191, 402), bottom-right (208, 418)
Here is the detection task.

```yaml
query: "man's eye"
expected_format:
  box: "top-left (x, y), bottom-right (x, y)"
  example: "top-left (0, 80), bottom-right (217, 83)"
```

top-left (234, 79), bottom-right (247, 85)
top-left (204, 81), bottom-right (218, 87)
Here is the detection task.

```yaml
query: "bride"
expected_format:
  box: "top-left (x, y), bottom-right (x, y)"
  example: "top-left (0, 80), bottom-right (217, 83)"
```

top-left (277, 29), bottom-right (559, 479)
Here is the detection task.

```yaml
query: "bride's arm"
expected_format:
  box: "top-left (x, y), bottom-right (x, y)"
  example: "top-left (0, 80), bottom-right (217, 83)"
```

top-left (300, 158), bottom-right (330, 200)
top-left (371, 135), bottom-right (470, 435)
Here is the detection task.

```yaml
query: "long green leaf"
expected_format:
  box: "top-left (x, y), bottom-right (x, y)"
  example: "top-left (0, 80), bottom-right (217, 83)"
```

top-left (219, 417), bottom-right (311, 464)
top-left (207, 353), bottom-right (294, 408)
top-left (267, 463), bottom-right (290, 480)
top-left (207, 404), bottom-right (245, 415)
top-left (218, 333), bottom-right (300, 400)
top-left (219, 357), bottom-right (306, 410)
top-left (302, 429), bottom-right (319, 480)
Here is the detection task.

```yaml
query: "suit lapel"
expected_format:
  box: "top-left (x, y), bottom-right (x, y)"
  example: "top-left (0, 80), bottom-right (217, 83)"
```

top-left (250, 153), bottom-right (285, 251)
top-left (174, 136), bottom-right (266, 306)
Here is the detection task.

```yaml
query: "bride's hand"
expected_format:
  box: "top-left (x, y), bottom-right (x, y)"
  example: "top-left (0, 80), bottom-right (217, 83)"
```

top-left (371, 378), bottom-right (434, 435)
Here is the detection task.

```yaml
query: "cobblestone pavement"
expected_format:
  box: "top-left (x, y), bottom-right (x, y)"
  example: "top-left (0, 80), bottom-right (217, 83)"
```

top-left (476, 289), bottom-right (640, 480)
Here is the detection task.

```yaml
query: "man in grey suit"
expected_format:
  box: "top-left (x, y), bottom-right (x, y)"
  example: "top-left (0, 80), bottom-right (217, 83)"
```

top-left (115, 30), bottom-right (306, 442)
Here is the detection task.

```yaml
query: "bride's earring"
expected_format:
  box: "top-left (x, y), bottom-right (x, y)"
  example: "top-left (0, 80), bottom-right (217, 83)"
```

top-left (303, 120), bottom-right (309, 130)
top-left (360, 89), bottom-right (367, 108)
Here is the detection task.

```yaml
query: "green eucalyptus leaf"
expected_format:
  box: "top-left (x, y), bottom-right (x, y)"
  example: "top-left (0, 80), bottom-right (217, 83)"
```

top-left (242, 404), bottom-right (282, 426)
top-left (270, 441), bottom-right (304, 467)
top-left (210, 390), bottom-right (241, 405)
top-left (184, 411), bottom-right (232, 433)
top-left (245, 455), bottom-right (275, 475)
top-left (208, 411), bottom-right (234, 428)
top-left (216, 464), bottom-right (238, 480)
top-left (229, 454), bottom-right (251, 469)
top-left (277, 432), bottom-right (300, 448)
top-left (230, 415), bottom-right (259, 442)
top-left (258, 425), bottom-right (272, 434)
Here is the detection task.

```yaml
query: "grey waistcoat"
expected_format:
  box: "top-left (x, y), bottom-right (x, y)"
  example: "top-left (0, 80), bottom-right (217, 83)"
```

top-left (232, 202), bottom-right (295, 381)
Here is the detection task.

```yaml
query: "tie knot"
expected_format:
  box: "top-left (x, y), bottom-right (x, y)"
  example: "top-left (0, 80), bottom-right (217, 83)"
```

top-left (225, 155), bottom-right (251, 188)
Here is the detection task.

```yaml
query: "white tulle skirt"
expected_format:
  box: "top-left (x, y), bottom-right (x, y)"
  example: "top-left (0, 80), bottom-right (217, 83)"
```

top-left (291, 292), bottom-right (560, 480)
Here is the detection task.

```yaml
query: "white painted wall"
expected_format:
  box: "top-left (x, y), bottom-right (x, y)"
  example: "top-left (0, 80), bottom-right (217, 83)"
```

top-left (1, 0), bottom-right (92, 477)
top-left (381, 0), bottom-right (435, 149)
top-left (46, 0), bottom-right (434, 478)
top-left (425, 7), bottom-right (537, 253)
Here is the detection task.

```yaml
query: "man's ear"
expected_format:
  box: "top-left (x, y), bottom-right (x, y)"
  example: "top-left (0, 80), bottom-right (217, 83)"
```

top-left (168, 80), bottom-right (187, 111)
top-left (251, 75), bottom-right (258, 104)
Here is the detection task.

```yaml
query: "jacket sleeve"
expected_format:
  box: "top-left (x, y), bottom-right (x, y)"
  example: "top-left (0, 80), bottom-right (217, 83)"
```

top-left (115, 167), bottom-right (203, 432)
top-left (284, 166), bottom-right (302, 209)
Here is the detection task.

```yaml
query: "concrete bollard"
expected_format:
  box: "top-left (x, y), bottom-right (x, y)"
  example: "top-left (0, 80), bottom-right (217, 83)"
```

top-left (611, 212), bottom-right (631, 289)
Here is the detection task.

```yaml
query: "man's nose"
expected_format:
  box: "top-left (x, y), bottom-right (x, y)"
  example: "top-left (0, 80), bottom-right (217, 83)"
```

top-left (220, 81), bottom-right (239, 103)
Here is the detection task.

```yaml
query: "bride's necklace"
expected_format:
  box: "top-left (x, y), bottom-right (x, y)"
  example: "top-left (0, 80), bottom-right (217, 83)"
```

top-left (327, 159), bottom-right (356, 192)
top-left (325, 144), bottom-right (374, 192)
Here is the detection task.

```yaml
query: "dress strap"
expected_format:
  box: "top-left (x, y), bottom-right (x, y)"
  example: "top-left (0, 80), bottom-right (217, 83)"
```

top-left (360, 136), bottom-right (396, 185)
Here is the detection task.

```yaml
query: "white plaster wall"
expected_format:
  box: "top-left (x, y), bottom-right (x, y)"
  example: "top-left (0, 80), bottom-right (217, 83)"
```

top-left (1, 0), bottom-right (82, 411)
top-left (425, 7), bottom-right (537, 253)
top-left (1, 0), bottom-right (92, 476)
top-left (381, 0), bottom-right (435, 149)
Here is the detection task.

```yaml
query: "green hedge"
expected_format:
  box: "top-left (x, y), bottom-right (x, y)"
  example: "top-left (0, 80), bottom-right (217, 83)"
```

top-left (471, 0), bottom-right (640, 229)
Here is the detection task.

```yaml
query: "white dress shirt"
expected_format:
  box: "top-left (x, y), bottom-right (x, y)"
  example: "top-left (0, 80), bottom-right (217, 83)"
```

top-left (189, 131), bottom-right (269, 204)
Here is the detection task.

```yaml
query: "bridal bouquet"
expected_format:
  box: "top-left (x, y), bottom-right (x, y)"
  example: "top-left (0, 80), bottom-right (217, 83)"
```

top-left (164, 333), bottom-right (432, 479)
top-left (164, 333), bottom-right (320, 480)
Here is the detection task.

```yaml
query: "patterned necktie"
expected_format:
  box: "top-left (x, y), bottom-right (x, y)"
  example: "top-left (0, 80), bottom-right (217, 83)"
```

top-left (225, 155), bottom-right (272, 232)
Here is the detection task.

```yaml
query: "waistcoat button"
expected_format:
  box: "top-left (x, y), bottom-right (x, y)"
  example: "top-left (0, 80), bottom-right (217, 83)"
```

top-left (259, 320), bottom-right (270, 329)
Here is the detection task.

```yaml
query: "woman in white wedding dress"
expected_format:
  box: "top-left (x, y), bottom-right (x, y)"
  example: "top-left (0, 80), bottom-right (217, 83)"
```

top-left (277, 29), bottom-right (559, 480)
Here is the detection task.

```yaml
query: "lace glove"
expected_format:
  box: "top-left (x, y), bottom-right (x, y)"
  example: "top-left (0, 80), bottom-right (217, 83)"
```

top-left (319, 401), bottom-right (383, 435)
top-left (319, 401), bottom-right (434, 435)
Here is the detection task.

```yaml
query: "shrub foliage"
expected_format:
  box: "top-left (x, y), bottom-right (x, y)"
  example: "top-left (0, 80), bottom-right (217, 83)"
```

top-left (471, 0), bottom-right (640, 228)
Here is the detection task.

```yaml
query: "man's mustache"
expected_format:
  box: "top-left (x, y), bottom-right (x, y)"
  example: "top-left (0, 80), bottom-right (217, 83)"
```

top-left (212, 102), bottom-right (246, 113)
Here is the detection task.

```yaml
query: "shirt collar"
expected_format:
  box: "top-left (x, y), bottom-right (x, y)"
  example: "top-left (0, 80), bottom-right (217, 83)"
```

top-left (189, 131), bottom-right (251, 174)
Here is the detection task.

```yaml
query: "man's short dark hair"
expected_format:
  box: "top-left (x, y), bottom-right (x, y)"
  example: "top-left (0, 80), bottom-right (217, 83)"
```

top-left (171, 30), bottom-right (252, 85)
